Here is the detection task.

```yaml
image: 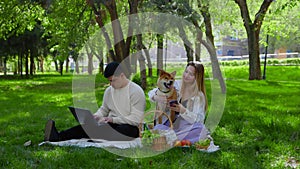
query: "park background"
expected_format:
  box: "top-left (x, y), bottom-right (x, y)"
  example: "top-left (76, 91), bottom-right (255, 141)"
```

top-left (1, 0), bottom-right (300, 168)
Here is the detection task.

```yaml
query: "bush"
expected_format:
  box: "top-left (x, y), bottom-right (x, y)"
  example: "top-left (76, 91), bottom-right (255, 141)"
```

top-left (131, 73), bottom-right (141, 86)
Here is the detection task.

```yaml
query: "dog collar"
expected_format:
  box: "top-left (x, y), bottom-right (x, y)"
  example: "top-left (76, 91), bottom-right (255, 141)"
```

top-left (158, 88), bottom-right (170, 93)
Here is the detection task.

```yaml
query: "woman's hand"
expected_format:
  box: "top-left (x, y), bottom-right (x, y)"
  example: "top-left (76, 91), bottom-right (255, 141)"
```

top-left (168, 103), bottom-right (186, 114)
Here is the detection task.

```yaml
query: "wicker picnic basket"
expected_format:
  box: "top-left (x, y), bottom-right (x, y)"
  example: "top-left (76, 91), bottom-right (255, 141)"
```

top-left (139, 110), bottom-right (175, 151)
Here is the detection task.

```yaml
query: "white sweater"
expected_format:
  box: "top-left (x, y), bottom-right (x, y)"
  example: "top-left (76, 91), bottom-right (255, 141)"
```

top-left (94, 81), bottom-right (146, 126)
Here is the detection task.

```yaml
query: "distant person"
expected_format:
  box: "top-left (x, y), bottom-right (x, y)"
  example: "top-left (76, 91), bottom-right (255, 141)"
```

top-left (148, 61), bottom-right (209, 143)
top-left (44, 61), bottom-right (146, 141)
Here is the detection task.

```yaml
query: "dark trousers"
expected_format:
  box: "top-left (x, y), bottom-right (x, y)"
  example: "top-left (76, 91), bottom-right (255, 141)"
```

top-left (58, 123), bottom-right (139, 141)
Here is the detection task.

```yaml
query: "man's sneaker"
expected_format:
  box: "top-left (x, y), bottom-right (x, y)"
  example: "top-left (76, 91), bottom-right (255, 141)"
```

top-left (44, 120), bottom-right (59, 141)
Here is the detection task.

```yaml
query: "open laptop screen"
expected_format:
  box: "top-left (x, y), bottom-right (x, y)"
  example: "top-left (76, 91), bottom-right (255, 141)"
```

top-left (68, 106), bottom-right (98, 126)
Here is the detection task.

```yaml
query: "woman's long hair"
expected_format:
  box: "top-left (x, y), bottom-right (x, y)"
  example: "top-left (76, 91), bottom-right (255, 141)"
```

top-left (180, 61), bottom-right (208, 111)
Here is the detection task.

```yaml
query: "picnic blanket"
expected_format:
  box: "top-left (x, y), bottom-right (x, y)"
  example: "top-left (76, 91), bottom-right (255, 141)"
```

top-left (39, 138), bottom-right (142, 149)
top-left (39, 138), bottom-right (219, 153)
top-left (197, 141), bottom-right (220, 153)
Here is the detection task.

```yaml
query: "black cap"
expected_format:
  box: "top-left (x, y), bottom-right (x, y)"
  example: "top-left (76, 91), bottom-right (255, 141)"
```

top-left (104, 61), bottom-right (121, 78)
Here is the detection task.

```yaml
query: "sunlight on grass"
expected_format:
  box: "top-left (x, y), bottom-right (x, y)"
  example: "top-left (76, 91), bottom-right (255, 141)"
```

top-left (35, 148), bottom-right (69, 159)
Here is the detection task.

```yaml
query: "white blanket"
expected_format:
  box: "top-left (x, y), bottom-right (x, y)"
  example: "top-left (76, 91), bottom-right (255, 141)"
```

top-left (39, 138), bottom-right (220, 153)
top-left (39, 138), bottom-right (142, 149)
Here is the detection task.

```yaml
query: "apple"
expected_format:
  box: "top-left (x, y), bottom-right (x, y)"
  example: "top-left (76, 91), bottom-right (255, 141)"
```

top-left (181, 140), bottom-right (187, 146)
top-left (185, 140), bottom-right (191, 146)
top-left (181, 140), bottom-right (191, 146)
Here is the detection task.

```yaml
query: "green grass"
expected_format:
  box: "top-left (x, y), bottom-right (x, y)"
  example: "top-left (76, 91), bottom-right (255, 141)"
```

top-left (0, 65), bottom-right (299, 168)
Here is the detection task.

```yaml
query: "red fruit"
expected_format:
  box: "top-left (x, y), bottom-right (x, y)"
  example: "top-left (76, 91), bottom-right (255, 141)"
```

top-left (186, 140), bottom-right (191, 146)
top-left (181, 140), bottom-right (191, 146)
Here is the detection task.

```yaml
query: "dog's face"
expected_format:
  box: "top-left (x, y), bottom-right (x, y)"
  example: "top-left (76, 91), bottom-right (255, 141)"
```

top-left (157, 70), bottom-right (176, 92)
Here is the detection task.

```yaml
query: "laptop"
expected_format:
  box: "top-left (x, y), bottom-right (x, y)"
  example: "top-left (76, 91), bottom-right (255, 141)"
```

top-left (68, 106), bottom-right (99, 126)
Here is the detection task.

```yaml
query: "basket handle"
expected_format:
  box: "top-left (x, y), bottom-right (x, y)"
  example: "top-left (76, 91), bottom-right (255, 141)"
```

top-left (139, 110), bottom-right (173, 137)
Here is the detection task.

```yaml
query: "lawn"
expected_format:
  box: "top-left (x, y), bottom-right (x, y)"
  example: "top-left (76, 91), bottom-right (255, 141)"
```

top-left (0, 65), bottom-right (299, 168)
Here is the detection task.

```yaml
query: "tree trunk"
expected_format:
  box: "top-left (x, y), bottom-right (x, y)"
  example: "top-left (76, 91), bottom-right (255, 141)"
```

top-left (30, 50), bottom-right (35, 75)
top-left (54, 60), bottom-right (58, 72)
top-left (234, 0), bottom-right (273, 80)
top-left (59, 60), bottom-right (64, 76)
top-left (197, 1), bottom-right (226, 93)
top-left (248, 28), bottom-right (261, 80)
top-left (86, 0), bottom-right (137, 76)
top-left (3, 57), bottom-right (7, 76)
top-left (104, 0), bottom-right (126, 62)
top-left (94, 49), bottom-right (104, 74)
top-left (40, 56), bottom-right (44, 73)
top-left (157, 34), bottom-right (164, 75)
top-left (25, 53), bottom-right (29, 77)
top-left (65, 57), bottom-right (69, 73)
top-left (99, 59), bottom-right (104, 74)
top-left (178, 22), bottom-right (194, 62)
top-left (138, 55), bottom-right (147, 90)
top-left (86, 0), bottom-right (116, 61)
top-left (75, 60), bottom-right (80, 74)
top-left (88, 53), bottom-right (93, 75)
top-left (195, 32), bottom-right (202, 61)
top-left (142, 43), bottom-right (153, 77)
top-left (14, 56), bottom-right (17, 75)
top-left (84, 44), bottom-right (93, 75)
top-left (137, 34), bottom-right (147, 89)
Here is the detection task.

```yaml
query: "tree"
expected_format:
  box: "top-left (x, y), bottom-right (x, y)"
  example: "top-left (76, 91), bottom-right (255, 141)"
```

top-left (86, 0), bottom-right (139, 74)
top-left (196, 0), bottom-right (226, 93)
top-left (262, 0), bottom-right (300, 53)
top-left (42, 0), bottom-right (93, 75)
top-left (0, 1), bottom-right (45, 76)
top-left (143, 0), bottom-right (226, 92)
top-left (234, 0), bottom-right (273, 80)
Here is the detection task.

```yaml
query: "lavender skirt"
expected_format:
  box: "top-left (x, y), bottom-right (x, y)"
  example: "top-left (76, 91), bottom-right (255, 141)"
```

top-left (153, 116), bottom-right (207, 144)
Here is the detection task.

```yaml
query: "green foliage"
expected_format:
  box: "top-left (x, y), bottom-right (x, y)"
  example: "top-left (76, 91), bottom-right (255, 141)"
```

top-left (195, 138), bottom-right (210, 146)
top-left (141, 130), bottom-right (161, 146)
top-left (0, 0), bottom-right (44, 39)
top-left (131, 70), bottom-right (158, 91)
top-left (131, 73), bottom-right (141, 86)
top-left (43, 0), bottom-right (94, 59)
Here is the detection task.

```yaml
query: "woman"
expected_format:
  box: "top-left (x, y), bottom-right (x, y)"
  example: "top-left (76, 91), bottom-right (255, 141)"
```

top-left (148, 62), bottom-right (209, 144)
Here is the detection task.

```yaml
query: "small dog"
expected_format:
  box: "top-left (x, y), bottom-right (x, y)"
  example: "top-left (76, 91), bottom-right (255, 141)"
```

top-left (155, 70), bottom-right (177, 124)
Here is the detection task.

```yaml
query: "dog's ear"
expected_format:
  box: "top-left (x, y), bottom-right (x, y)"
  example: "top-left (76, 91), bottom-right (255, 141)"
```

top-left (170, 71), bottom-right (176, 77)
top-left (159, 69), bottom-right (166, 76)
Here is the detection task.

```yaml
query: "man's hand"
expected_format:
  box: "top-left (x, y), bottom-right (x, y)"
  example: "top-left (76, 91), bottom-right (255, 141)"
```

top-left (93, 114), bottom-right (101, 121)
top-left (102, 117), bottom-right (113, 123)
top-left (94, 115), bottom-right (113, 123)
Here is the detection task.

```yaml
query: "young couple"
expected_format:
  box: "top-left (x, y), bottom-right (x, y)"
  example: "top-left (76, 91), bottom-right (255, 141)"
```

top-left (44, 61), bottom-right (210, 144)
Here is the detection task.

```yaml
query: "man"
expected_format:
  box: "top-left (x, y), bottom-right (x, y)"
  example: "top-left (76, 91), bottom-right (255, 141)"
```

top-left (44, 61), bottom-right (146, 141)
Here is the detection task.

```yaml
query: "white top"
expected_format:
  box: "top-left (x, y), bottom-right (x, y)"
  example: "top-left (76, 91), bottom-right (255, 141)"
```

top-left (148, 80), bottom-right (206, 124)
top-left (95, 81), bottom-right (146, 126)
